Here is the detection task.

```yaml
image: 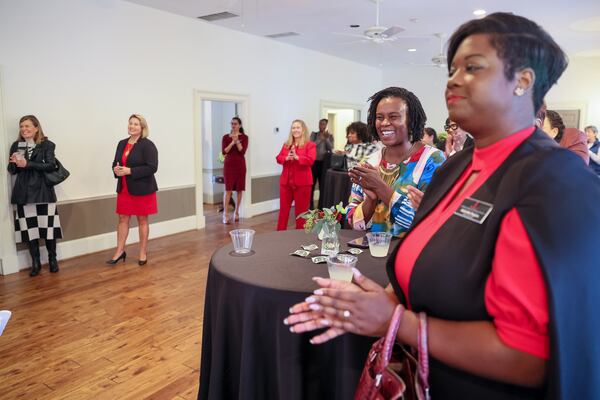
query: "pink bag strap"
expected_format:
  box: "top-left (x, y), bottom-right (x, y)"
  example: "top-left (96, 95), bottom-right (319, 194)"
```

top-left (417, 312), bottom-right (431, 400)
top-left (375, 304), bottom-right (404, 373)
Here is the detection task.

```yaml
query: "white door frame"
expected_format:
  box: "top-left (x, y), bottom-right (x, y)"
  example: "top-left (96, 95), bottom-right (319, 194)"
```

top-left (0, 68), bottom-right (19, 274)
top-left (319, 100), bottom-right (364, 122)
top-left (193, 90), bottom-right (251, 229)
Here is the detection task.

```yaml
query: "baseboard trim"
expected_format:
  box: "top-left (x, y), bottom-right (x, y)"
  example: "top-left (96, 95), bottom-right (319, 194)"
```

top-left (247, 199), bottom-right (280, 218)
top-left (14, 216), bottom-right (196, 272)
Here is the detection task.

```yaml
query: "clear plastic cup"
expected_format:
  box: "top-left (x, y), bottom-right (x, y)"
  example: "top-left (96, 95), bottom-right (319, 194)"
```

top-left (327, 254), bottom-right (357, 282)
top-left (366, 232), bottom-right (392, 258)
top-left (229, 229), bottom-right (255, 254)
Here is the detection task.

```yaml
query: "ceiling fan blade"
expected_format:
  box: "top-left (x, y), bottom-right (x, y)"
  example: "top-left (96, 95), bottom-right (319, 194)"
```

top-left (381, 25), bottom-right (405, 39)
top-left (339, 39), bottom-right (370, 45)
top-left (332, 32), bottom-right (369, 39)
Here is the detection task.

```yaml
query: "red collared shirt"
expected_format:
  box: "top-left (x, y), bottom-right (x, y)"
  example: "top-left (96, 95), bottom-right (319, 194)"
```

top-left (395, 126), bottom-right (549, 359)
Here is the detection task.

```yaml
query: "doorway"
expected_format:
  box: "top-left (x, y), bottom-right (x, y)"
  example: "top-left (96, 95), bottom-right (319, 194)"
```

top-left (193, 91), bottom-right (250, 230)
top-left (320, 100), bottom-right (363, 151)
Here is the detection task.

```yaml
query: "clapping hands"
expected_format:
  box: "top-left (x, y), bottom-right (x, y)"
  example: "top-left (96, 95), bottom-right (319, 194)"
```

top-left (287, 145), bottom-right (298, 161)
top-left (284, 269), bottom-right (399, 344)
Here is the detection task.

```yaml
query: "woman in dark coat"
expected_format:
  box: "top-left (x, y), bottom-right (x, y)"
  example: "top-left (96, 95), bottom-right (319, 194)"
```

top-left (107, 114), bottom-right (158, 266)
top-left (286, 12), bottom-right (600, 399)
top-left (7, 115), bottom-right (62, 276)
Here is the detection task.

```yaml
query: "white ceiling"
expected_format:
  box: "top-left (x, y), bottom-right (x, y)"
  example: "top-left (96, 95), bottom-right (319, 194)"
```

top-left (126, 0), bottom-right (600, 68)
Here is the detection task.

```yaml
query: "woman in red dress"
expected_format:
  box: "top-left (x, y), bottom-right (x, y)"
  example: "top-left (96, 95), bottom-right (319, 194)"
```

top-left (222, 117), bottom-right (248, 224)
top-left (107, 114), bottom-right (158, 266)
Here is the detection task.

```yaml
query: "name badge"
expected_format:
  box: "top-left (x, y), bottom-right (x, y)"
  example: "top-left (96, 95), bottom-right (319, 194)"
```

top-left (454, 197), bottom-right (493, 224)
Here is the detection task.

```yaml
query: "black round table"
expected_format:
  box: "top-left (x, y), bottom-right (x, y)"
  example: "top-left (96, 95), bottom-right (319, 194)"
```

top-left (198, 229), bottom-right (390, 400)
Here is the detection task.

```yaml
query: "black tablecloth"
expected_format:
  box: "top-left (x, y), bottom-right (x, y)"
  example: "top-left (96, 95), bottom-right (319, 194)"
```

top-left (321, 169), bottom-right (351, 209)
top-left (198, 230), bottom-right (390, 400)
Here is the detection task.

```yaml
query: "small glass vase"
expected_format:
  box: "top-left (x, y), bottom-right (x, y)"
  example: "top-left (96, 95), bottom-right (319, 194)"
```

top-left (320, 221), bottom-right (340, 256)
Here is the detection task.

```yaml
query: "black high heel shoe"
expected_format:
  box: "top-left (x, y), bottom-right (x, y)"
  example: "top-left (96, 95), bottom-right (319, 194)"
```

top-left (106, 251), bottom-right (126, 265)
top-left (138, 259), bottom-right (147, 266)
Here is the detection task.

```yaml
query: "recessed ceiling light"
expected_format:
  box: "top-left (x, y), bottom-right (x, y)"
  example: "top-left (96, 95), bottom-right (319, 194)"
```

top-left (409, 18), bottom-right (419, 23)
top-left (473, 9), bottom-right (486, 16)
top-left (408, 48), bottom-right (417, 52)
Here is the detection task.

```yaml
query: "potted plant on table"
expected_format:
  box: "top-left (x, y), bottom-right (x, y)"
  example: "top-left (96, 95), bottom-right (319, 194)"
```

top-left (298, 202), bottom-right (346, 256)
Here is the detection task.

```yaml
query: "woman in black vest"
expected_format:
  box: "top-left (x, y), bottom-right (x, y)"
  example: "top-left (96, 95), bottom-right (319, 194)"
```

top-left (107, 114), bottom-right (158, 266)
top-left (285, 13), bottom-right (600, 399)
top-left (7, 115), bottom-right (63, 276)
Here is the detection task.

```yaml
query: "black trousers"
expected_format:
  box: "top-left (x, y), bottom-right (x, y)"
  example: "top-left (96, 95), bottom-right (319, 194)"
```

top-left (310, 161), bottom-right (325, 208)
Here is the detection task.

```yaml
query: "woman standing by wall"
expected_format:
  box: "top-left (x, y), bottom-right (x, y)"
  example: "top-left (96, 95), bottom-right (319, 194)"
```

top-left (7, 115), bottom-right (62, 276)
top-left (221, 117), bottom-right (248, 224)
top-left (107, 114), bottom-right (158, 266)
top-left (276, 120), bottom-right (316, 230)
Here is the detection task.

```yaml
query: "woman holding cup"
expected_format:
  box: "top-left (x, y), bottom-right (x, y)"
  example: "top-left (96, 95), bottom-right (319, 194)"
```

top-left (7, 115), bottom-right (63, 276)
top-left (107, 114), bottom-right (158, 266)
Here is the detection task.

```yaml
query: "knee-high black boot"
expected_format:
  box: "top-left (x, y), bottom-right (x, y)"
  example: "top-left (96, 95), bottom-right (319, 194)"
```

top-left (46, 239), bottom-right (59, 273)
top-left (27, 239), bottom-right (42, 277)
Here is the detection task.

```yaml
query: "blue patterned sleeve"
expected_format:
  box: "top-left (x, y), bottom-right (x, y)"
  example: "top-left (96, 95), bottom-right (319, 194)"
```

top-left (388, 149), bottom-right (446, 236)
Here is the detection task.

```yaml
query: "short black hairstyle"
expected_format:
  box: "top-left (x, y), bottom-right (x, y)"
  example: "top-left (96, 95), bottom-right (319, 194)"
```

top-left (319, 118), bottom-right (328, 124)
top-left (346, 121), bottom-right (369, 143)
top-left (545, 110), bottom-right (565, 143)
top-left (367, 87), bottom-right (426, 143)
top-left (447, 12), bottom-right (568, 113)
top-left (423, 127), bottom-right (438, 143)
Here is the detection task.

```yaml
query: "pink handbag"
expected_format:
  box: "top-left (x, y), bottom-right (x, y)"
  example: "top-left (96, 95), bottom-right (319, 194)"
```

top-left (354, 305), bottom-right (430, 400)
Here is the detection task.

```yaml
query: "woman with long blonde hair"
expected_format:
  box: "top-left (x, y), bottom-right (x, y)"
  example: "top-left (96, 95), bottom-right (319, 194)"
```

top-left (275, 119), bottom-right (316, 230)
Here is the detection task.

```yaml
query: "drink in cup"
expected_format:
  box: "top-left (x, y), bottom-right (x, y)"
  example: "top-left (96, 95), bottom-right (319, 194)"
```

top-left (366, 232), bottom-right (392, 258)
top-left (327, 254), bottom-right (357, 282)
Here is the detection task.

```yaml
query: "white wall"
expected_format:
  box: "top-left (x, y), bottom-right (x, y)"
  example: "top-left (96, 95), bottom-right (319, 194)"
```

top-left (382, 57), bottom-right (600, 132)
top-left (0, 0), bottom-right (381, 202)
top-left (545, 56), bottom-right (600, 128)
top-left (382, 67), bottom-right (449, 132)
top-left (0, 0), bottom-right (381, 273)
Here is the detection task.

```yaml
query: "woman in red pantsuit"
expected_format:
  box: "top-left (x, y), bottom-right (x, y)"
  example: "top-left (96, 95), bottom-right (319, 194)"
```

top-left (222, 117), bottom-right (248, 224)
top-left (276, 119), bottom-right (316, 230)
top-left (108, 114), bottom-right (158, 266)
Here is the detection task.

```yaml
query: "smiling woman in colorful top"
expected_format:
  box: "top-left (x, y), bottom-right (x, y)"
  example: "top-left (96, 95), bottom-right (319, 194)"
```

top-left (346, 87), bottom-right (445, 237)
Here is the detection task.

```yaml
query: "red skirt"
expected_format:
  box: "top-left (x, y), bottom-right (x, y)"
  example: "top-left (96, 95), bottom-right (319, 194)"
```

top-left (116, 178), bottom-right (157, 216)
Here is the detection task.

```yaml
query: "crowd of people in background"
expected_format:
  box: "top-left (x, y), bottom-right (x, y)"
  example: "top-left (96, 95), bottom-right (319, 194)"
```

top-left (5, 8), bottom-right (600, 400)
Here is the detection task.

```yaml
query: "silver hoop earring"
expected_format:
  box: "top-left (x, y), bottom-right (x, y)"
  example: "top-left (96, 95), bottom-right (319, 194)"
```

top-left (514, 87), bottom-right (525, 97)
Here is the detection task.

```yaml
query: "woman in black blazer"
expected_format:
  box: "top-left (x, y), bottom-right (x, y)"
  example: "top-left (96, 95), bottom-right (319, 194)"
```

top-left (7, 115), bottom-right (63, 276)
top-left (107, 114), bottom-right (158, 266)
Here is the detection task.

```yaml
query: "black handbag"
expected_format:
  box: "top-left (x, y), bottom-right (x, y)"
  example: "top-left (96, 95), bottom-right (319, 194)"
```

top-left (330, 153), bottom-right (348, 171)
top-left (45, 158), bottom-right (70, 186)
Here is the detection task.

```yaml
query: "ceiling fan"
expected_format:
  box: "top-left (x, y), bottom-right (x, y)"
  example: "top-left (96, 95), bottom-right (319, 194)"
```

top-left (334, 0), bottom-right (405, 44)
top-left (406, 33), bottom-right (448, 68)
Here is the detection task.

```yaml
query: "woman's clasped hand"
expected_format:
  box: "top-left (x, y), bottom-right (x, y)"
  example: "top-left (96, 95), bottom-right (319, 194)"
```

top-left (284, 269), bottom-right (405, 344)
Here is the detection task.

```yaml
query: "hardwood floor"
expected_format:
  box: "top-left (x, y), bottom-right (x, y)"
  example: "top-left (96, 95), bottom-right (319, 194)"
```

top-left (0, 205), bottom-right (287, 399)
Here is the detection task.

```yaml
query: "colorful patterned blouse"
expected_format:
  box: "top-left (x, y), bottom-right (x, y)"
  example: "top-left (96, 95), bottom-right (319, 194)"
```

top-left (346, 144), bottom-right (445, 237)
